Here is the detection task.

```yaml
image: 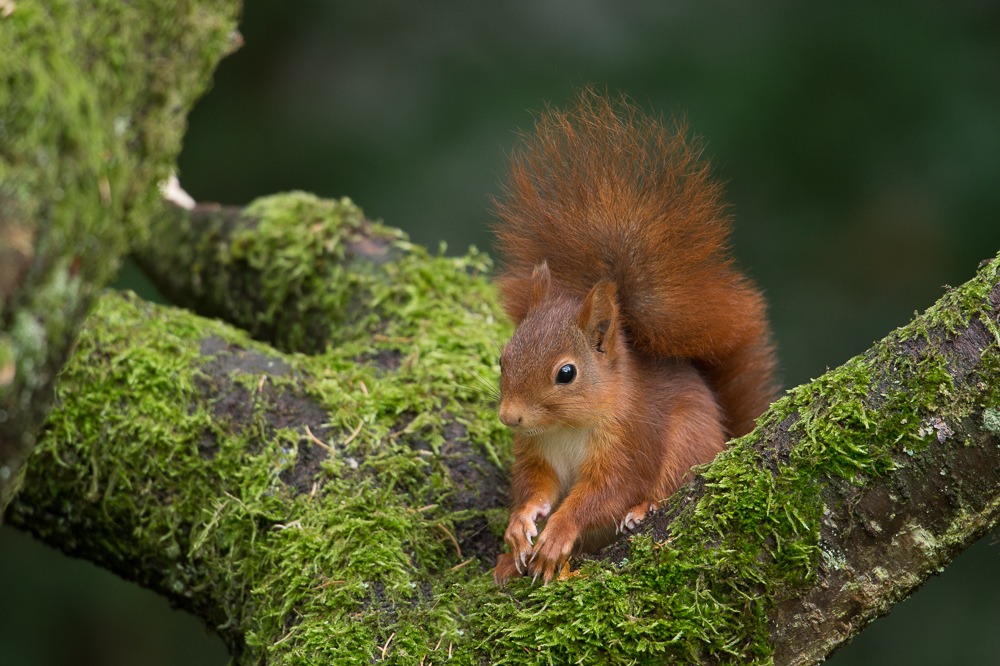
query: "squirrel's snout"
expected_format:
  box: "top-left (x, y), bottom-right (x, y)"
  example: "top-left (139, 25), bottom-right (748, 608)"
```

top-left (499, 403), bottom-right (523, 428)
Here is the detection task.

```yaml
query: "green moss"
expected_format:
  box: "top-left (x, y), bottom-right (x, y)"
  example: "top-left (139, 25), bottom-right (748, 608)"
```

top-left (19, 240), bottom-right (513, 663)
top-left (206, 192), bottom-right (396, 351)
top-left (143, 189), bottom-right (509, 365)
top-left (170, 190), bottom-right (505, 360)
top-left (0, 0), bottom-right (239, 505)
top-left (0, 0), bottom-right (238, 340)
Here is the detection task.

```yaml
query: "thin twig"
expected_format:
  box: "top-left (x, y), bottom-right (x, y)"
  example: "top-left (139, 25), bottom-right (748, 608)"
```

top-left (380, 632), bottom-right (395, 659)
top-left (373, 334), bottom-right (414, 343)
top-left (435, 523), bottom-right (462, 557)
top-left (273, 625), bottom-right (299, 646)
top-left (448, 558), bottom-right (474, 572)
top-left (304, 424), bottom-right (332, 451)
top-left (343, 420), bottom-right (364, 446)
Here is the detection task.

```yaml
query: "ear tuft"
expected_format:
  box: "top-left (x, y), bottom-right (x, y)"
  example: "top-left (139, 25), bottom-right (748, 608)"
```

top-left (527, 261), bottom-right (551, 312)
top-left (578, 282), bottom-right (619, 353)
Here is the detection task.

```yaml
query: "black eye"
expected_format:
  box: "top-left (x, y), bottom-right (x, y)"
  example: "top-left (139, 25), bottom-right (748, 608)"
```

top-left (556, 364), bottom-right (577, 384)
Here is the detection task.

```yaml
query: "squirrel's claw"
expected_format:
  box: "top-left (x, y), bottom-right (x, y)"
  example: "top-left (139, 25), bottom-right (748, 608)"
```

top-left (525, 522), bottom-right (537, 546)
top-left (619, 501), bottom-right (659, 533)
top-left (528, 517), bottom-right (577, 585)
top-left (619, 512), bottom-right (638, 532)
top-left (503, 505), bottom-right (545, 581)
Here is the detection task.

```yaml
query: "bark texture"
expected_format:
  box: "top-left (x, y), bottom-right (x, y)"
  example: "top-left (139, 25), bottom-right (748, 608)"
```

top-left (0, 0), bottom-right (241, 512)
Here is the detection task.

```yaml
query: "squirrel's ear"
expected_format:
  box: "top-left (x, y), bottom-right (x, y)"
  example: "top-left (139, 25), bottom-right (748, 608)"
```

top-left (578, 282), bottom-right (618, 353)
top-left (527, 261), bottom-right (551, 312)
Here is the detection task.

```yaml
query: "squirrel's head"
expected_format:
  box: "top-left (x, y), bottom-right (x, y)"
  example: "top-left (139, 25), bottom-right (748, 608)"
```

top-left (498, 261), bottom-right (625, 434)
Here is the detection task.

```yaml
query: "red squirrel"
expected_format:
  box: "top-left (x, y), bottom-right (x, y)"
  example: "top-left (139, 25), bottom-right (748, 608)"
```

top-left (491, 91), bottom-right (778, 584)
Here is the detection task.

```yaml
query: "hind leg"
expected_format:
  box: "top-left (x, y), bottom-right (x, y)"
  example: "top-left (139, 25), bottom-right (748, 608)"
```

top-left (619, 500), bottom-right (660, 532)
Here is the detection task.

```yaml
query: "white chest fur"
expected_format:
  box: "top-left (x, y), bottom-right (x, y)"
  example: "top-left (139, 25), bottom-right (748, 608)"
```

top-left (538, 426), bottom-right (592, 496)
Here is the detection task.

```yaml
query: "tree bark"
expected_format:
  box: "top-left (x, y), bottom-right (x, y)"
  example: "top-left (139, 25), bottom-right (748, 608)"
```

top-left (0, 0), bottom-right (241, 512)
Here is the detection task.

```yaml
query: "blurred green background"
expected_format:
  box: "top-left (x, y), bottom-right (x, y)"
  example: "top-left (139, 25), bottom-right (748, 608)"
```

top-left (3, 1), bottom-right (1000, 663)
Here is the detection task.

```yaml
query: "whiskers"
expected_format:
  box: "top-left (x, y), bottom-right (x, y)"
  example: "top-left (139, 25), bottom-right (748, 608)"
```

top-left (453, 366), bottom-right (501, 404)
top-left (460, 337), bottom-right (508, 404)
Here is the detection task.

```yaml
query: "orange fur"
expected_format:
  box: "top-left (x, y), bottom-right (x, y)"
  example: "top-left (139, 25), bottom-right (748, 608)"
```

top-left (492, 91), bottom-right (778, 585)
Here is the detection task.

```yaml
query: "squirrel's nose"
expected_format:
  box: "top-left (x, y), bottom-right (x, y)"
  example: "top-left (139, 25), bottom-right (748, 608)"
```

top-left (499, 404), bottom-right (523, 428)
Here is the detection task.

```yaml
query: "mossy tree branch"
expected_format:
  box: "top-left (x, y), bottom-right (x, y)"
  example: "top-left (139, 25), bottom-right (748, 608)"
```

top-left (135, 195), bottom-right (412, 355)
top-left (10, 187), bottom-right (1000, 663)
top-left (0, 0), bottom-right (241, 511)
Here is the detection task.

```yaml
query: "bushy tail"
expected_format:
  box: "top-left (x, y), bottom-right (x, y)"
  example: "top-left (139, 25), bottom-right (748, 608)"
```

top-left (493, 90), bottom-right (777, 436)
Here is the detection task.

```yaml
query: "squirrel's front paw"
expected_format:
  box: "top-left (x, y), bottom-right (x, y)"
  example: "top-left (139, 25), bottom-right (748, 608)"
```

top-left (504, 501), bottom-right (551, 574)
top-left (529, 518), bottom-right (579, 584)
